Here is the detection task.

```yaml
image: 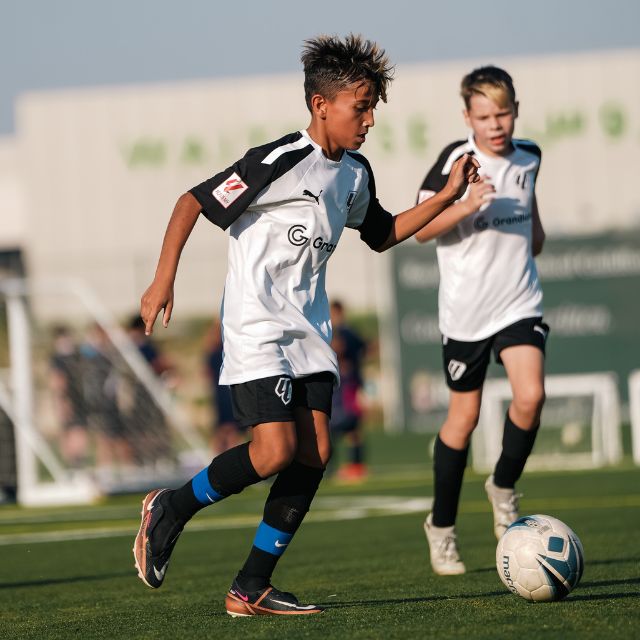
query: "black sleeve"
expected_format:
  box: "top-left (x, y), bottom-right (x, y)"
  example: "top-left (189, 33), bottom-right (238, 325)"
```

top-left (416, 140), bottom-right (468, 204)
top-left (346, 152), bottom-right (394, 250)
top-left (516, 141), bottom-right (542, 182)
top-left (358, 198), bottom-right (394, 250)
top-left (189, 132), bottom-right (312, 230)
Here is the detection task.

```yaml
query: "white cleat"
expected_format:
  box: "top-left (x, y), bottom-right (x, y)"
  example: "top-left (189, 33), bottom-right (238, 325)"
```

top-left (484, 475), bottom-right (520, 540)
top-left (423, 513), bottom-right (466, 576)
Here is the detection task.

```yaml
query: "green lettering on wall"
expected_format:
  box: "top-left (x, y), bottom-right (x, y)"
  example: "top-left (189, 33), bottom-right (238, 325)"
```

top-left (181, 137), bottom-right (207, 164)
top-left (546, 111), bottom-right (585, 139)
top-left (599, 102), bottom-right (626, 139)
top-left (408, 115), bottom-right (428, 153)
top-left (377, 121), bottom-right (395, 154)
top-left (123, 139), bottom-right (166, 167)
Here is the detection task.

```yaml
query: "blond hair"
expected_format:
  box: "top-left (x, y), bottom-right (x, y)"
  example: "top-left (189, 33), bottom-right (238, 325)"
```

top-left (461, 66), bottom-right (516, 109)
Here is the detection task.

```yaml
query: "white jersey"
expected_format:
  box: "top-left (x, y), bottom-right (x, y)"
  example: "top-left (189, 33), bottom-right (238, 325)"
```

top-left (190, 130), bottom-right (392, 384)
top-left (417, 134), bottom-right (543, 341)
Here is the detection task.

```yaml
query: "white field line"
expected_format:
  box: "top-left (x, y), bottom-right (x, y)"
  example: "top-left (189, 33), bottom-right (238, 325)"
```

top-left (2, 492), bottom-right (639, 547)
top-left (0, 496), bottom-right (432, 547)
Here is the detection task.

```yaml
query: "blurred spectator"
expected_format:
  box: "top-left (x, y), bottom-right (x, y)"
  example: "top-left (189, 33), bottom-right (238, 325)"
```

top-left (330, 300), bottom-right (368, 481)
top-left (49, 325), bottom-right (89, 468)
top-left (204, 318), bottom-right (247, 453)
top-left (122, 315), bottom-right (174, 463)
top-left (81, 323), bottom-right (133, 476)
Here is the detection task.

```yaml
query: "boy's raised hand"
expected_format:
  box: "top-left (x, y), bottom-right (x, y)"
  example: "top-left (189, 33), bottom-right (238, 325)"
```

top-left (445, 153), bottom-right (481, 200)
top-left (140, 278), bottom-right (174, 335)
top-left (460, 177), bottom-right (496, 216)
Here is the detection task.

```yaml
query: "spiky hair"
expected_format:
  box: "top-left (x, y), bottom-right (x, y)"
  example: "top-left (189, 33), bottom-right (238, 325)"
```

top-left (460, 66), bottom-right (517, 109)
top-left (301, 34), bottom-right (394, 111)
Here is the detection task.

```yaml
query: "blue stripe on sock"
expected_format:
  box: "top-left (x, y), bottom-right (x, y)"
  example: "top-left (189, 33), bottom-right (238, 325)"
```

top-left (191, 467), bottom-right (224, 505)
top-left (253, 521), bottom-right (293, 557)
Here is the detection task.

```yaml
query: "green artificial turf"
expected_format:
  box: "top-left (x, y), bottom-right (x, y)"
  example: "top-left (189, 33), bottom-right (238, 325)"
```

top-left (0, 433), bottom-right (638, 639)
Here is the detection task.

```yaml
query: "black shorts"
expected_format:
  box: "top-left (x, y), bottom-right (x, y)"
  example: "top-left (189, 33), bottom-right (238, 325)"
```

top-left (230, 372), bottom-right (335, 428)
top-left (442, 317), bottom-right (549, 392)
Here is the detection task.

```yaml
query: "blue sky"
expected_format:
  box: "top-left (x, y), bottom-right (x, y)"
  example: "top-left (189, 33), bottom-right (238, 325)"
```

top-left (1, 0), bottom-right (639, 135)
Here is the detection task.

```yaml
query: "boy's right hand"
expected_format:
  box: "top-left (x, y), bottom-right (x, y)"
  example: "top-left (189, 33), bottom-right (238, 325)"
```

top-left (460, 177), bottom-right (496, 216)
top-left (140, 279), bottom-right (174, 335)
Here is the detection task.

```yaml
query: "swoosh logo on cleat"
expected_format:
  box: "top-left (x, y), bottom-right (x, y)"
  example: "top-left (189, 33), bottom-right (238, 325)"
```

top-left (270, 599), bottom-right (317, 610)
top-left (147, 491), bottom-right (164, 511)
top-left (231, 590), bottom-right (249, 602)
top-left (153, 563), bottom-right (168, 581)
top-left (274, 540), bottom-right (288, 548)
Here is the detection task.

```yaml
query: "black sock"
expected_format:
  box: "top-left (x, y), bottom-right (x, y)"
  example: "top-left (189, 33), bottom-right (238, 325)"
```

top-left (169, 442), bottom-right (261, 522)
top-left (493, 411), bottom-right (539, 489)
top-left (236, 461), bottom-right (324, 592)
top-left (350, 443), bottom-right (364, 464)
top-left (431, 434), bottom-right (469, 528)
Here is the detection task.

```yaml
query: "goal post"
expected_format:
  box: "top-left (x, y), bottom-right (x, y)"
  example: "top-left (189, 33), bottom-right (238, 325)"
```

top-left (0, 277), bottom-right (211, 507)
top-left (629, 369), bottom-right (640, 465)
top-left (473, 372), bottom-right (622, 472)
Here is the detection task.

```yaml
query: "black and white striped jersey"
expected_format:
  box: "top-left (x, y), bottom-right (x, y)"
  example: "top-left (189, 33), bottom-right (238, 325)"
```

top-left (190, 130), bottom-right (393, 385)
top-left (417, 134), bottom-right (543, 342)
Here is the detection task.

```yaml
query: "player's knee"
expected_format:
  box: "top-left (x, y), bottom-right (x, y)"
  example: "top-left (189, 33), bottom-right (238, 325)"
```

top-left (295, 438), bottom-right (332, 469)
top-left (449, 408), bottom-right (480, 433)
top-left (256, 440), bottom-right (297, 475)
top-left (512, 386), bottom-right (545, 419)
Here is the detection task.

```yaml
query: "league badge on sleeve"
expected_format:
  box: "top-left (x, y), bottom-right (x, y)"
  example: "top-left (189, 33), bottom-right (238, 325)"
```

top-left (212, 173), bottom-right (249, 208)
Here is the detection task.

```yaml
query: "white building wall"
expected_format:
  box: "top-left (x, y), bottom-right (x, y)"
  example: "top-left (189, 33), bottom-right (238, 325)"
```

top-left (13, 49), bottom-right (640, 318)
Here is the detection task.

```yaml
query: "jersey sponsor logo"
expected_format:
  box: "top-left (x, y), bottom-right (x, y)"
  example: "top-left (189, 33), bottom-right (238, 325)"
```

top-left (346, 190), bottom-right (357, 211)
top-left (474, 212), bottom-right (532, 232)
top-left (303, 189), bottom-right (323, 204)
top-left (212, 172), bottom-right (248, 208)
top-left (288, 225), bottom-right (309, 246)
top-left (287, 225), bottom-right (336, 253)
top-left (474, 215), bottom-right (489, 231)
top-left (447, 359), bottom-right (467, 381)
top-left (275, 377), bottom-right (293, 405)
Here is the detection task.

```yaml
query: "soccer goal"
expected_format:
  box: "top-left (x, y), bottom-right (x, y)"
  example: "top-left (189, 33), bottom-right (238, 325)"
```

top-left (0, 277), bottom-right (210, 507)
top-left (473, 372), bottom-right (622, 472)
top-left (629, 369), bottom-right (640, 465)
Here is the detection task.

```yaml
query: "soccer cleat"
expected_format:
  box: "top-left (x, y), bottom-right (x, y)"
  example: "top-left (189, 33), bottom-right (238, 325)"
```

top-left (336, 462), bottom-right (369, 483)
top-left (423, 513), bottom-right (466, 575)
top-left (485, 474), bottom-right (521, 540)
top-left (225, 579), bottom-right (324, 617)
top-left (133, 488), bottom-right (184, 588)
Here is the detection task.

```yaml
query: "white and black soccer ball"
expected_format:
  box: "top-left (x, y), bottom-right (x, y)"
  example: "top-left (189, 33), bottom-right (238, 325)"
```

top-left (496, 514), bottom-right (584, 602)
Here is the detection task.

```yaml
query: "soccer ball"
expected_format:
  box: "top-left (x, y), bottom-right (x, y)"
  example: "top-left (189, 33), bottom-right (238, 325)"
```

top-left (496, 514), bottom-right (584, 602)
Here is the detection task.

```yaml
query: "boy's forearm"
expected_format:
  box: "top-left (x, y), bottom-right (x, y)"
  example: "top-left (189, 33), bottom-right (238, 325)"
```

top-left (154, 192), bottom-right (202, 281)
top-left (376, 188), bottom-right (458, 252)
top-left (414, 200), bottom-right (473, 243)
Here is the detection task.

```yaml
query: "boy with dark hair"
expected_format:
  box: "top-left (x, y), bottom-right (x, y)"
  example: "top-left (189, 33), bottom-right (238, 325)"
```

top-left (415, 66), bottom-right (547, 575)
top-left (134, 34), bottom-right (479, 616)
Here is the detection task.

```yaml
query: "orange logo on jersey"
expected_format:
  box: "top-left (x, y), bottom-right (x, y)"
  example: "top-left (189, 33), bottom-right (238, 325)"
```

top-left (212, 172), bottom-right (249, 208)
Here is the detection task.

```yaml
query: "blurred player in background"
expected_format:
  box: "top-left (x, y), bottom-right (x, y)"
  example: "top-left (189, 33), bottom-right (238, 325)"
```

top-left (124, 316), bottom-right (174, 463)
top-left (49, 325), bottom-right (88, 468)
top-left (134, 33), bottom-right (479, 616)
top-left (415, 66), bottom-right (548, 575)
top-left (81, 323), bottom-right (133, 479)
top-left (329, 300), bottom-right (368, 481)
top-left (204, 318), bottom-right (247, 453)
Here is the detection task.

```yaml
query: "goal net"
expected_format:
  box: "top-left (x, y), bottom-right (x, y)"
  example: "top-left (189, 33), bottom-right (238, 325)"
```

top-left (0, 278), bottom-right (210, 506)
top-left (473, 373), bottom-right (622, 472)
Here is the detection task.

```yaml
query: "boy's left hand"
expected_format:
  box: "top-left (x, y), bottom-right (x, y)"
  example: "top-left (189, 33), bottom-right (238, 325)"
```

top-left (444, 154), bottom-right (481, 201)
